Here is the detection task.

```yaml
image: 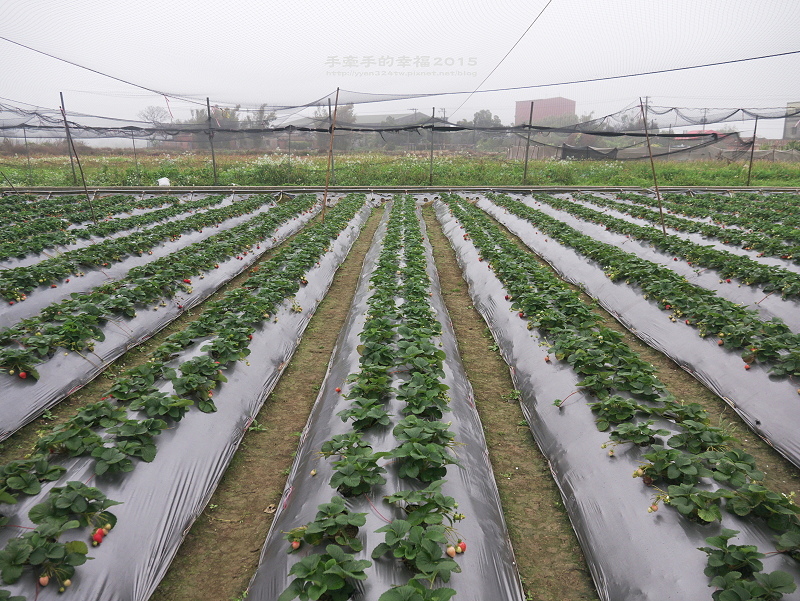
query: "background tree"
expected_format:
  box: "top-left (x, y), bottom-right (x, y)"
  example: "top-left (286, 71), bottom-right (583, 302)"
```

top-left (242, 103), bottom-right (277, 149)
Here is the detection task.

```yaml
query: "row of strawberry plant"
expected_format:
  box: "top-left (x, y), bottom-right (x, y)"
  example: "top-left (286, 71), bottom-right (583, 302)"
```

top-left (0, 193), bottom-right (178, 231)
top-left (573, 192), bottom-right (800, 266)
top-left (619, 191), bottom-right (800, 244)
top-left (0, 194), bottom-right (229, 262)
top-left (0, 193), bottom-right (278, 301)
top-left (273, 196), bottom-right (474, 601)
top-left (440, 193), bottom-right (799, 600)
top-left (0, 194), bottom-right (369, 599)
top-left (487, 193), bottom-right (800, 378)
top-left (0, 194), bottom-right (316, 384)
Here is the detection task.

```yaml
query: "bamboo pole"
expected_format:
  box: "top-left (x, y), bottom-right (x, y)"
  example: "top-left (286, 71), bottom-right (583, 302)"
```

top-left (322, 88), bottom-right (341, 221)
top-left (640, 97), bottom-right (666, 235)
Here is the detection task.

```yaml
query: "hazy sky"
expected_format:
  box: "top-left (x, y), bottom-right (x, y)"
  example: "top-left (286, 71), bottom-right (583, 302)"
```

top-left (1, 0), bottom-right (798, 138)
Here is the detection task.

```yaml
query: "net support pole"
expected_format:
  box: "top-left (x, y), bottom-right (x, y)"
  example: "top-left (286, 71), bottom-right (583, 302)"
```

top-left (207, 97), bottom-right (218, 186)
top-left (328, 99), bottom-right (335, 185)
top-left (523, 101), bottom-right (534, 184)
top-left (0, 170), bottom-right (19, 193)
top-left (639, 97), bottom-right (666, 235)
top-left (60, 92), bottom-right (78, 185)
top-left (322, 88), bottom-right (340, 222)
top-left (429, 107), bottom-right (435, 186)
top-left (287, 126), bottom-right (292, 181)
top-left (59, 102), bottom-right (97, 223)
top-left (23, 128), bottom-right (33, 186)
top-left (746, 115), bottom-right (759, 186)
top-left (131, 132), bottom-right (140, 186)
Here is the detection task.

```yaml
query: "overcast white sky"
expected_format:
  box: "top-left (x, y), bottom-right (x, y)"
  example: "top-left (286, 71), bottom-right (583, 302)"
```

top-left (1, 0), bottom-right (798, 138)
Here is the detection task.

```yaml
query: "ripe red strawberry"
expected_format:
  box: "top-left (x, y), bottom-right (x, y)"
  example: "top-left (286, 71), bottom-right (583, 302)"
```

top-left (8, 301), bottom-right (14, 305)
top-left (544, 356), bottom-right (551, 362)
top-left (291, 540), bottom-right (301, 550)
top-left (183, 279), bottom-right (191, 284)
top-left (50, 284), bottom-right (57, 288)
top-left (725, 279), bottom-right (731, 283)
top-left (717, 340), bottom-right (724, 346)
top-left (458, 541), bottom-right (466, 553)
top-left (744, 364), bottom-right (751, 370)
top-left (504, 294), bottom-right (510, 300)
top-left (335, 387), bottom-right (342, 393)
top-left (92, 529), bottom-right (104, 545)
top-left (18, 372), bottom-right (27, 379)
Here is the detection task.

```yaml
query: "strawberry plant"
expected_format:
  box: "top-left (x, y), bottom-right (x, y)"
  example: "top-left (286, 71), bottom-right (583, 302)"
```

top-left (329, 450), bottom-right (387, 497)
top-left (128, 391), bottom-right (193, 421)
top-left (607, 420), bottom-right (670, 447)
top-left (0, 457), bottom-right (66, 500)
top-left (27, 481), bottom-right (120, 530)
top-left (383, 480), bottom-right (465, 527)
top-left (668, 420), bottom-right (737, 454)
top-left (727, 484), bottom-right (800, 531)
top-left (296, 496), bottom-right (367, 552)
top-left (589, 395), bottom-right (651, 431)
top-left (371, 520), bottom-right (461, 584)
top-left (699, 528), bottom-right (766, 579)
top-left (637, 446), bottom-right (713, 485)
top-left (699, 529), bottom-right (797, 601)
top-left (664, 483), bottom-right (733, 523)
top-left (378, 579), bottom-right (456, 601)
top-left (336, 398), bottom-right (392, 431)
top-left (703, 449), bottom-right (765, 488)
top-left (0, 522), bottom-right (89, 589)
top-left (277, 544), bottom-right (371, 601)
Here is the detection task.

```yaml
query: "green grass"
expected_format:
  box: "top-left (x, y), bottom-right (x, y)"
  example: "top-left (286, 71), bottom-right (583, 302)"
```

top-left (2, 152), bottom-right (800, 188)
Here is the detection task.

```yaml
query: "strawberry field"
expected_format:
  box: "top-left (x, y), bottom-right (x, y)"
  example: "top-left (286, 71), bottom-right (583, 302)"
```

top-left (0, 188), bottom-right (799, 601)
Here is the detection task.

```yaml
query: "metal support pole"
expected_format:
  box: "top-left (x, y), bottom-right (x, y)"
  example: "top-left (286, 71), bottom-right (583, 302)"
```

top-left (207, 97), bottom-right (218, 185)
top-left (640, 98), bottom-right (666, 235)
top-left (746, 116), bottom-right (759, 186)
top-left (322, 88), bottom-right (341, 221)
top-left (429, 107), bottom-right (435, 186)
top-left (23, 128), bottom-right (33, 186)
top-left (60, 92), bottom-right (78, 185)
top-left (523, 101), bottom-right (534, 184)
